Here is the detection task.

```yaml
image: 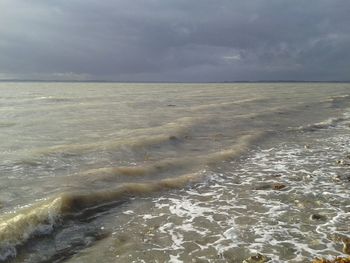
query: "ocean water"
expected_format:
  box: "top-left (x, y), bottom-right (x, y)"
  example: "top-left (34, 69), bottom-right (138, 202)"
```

top-left (0, 82), bottom-right (349, 262)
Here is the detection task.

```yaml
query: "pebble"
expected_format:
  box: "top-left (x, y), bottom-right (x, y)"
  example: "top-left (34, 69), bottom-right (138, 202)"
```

top-left (310, 214), bottom-right (327, 221)
top-left (169, 135), bottom-right (179, 141)
top-left (336, 159), bottom-right (350, 165)
top-left (254, 183), bottom-right (287, 191)
top-left (242, 253), bottom-right (271, 263)
top-left (343, 242), bottom-right (350, 254)
top-left (272, 183), bottom-right (286, 190)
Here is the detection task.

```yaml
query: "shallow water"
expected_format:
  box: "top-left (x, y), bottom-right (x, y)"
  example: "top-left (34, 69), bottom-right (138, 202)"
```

top-left (0, 82), bottom-right (349, 262)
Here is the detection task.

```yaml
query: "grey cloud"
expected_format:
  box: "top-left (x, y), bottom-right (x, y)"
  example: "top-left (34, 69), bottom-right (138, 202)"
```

top-left (0, 0), bottom-right (349, 81)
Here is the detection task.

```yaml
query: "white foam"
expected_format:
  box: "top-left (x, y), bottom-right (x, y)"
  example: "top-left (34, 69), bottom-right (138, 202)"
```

top-left (114, 110), bottom-right (350, 262)
top-left (169, 254), bottom-right (183, 263)
top-left (123, 210), bottom-right (134, 215)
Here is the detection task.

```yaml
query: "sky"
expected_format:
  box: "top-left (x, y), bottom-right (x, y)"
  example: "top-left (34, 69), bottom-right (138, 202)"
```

top-left (0, 0), bottom-right (349, 82)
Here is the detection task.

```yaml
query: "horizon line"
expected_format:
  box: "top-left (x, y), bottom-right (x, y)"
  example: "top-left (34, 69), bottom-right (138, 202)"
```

top-left (1, 79), bottom-right (350, 84)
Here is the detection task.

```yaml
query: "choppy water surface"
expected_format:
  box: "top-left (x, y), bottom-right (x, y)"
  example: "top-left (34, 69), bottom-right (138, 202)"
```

top-left (0, 83), bottom-right (349, 262)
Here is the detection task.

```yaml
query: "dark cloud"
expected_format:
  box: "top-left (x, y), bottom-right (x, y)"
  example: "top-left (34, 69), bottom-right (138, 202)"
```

top-left (0, 0), bottom-right (349, 81)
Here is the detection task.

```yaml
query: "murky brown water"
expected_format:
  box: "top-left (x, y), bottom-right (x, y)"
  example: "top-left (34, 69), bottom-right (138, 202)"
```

top-left (0, 83), bottom-right (349, 262)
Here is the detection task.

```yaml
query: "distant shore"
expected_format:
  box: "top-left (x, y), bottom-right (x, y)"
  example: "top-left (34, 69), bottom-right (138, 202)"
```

top-left (0, 79), bottom-right (350, 84)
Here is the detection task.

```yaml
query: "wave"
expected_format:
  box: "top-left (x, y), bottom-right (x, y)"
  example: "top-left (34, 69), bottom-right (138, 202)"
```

top-left (78, 132), bottom-right (266, 182)
top-left (293, 113), bottom-right (350, 132)
top-left (16, 96), bottom-right (345, 161)
top-left (322, 94), bottom-right (350, 107)
top-left (30, 116), bottom-right (207, 157)
top-left (0, 198), bottom-right (62, 261)
top-left (0, 131), bottom-right (267, 261)
top-left (0, 173), bottom-right (201, 261)
top-left (189, 98), bottom-right (265, 111)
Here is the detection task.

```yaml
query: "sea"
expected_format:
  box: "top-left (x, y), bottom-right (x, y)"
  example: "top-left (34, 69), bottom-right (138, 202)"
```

top-left (0, 82), bottom-right (349, 263)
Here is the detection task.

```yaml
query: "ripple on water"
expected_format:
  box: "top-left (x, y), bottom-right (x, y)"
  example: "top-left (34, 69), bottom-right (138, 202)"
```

top-left (108, 118), bottom-right (350, 262)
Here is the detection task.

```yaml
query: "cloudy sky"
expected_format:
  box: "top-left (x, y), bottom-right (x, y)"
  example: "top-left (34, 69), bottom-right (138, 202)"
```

top-left (0, 0), bottom-right (349, 82)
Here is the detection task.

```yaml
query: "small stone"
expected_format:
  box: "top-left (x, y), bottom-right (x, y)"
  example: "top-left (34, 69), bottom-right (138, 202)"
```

top-left (310, 214), bottom-right (327, 221)
top-left (254, 183), bottom-right (287, 191)
top-left (336, 159), bottom-right (350, 165)
top-left (343, 242), bottom-right (350, 255)
top-left (312, 256), bottom-right (350, 263)
top-left (272, 183), bottom-right (286, 190)
top-left (242, 253), bottom-right (271, 263)
top-left (169, 135), bottom-right (178, 141)
top-left (332, 175), bottom-right (341, 181)
top-left (304, 144), bottom-right (311, 149)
